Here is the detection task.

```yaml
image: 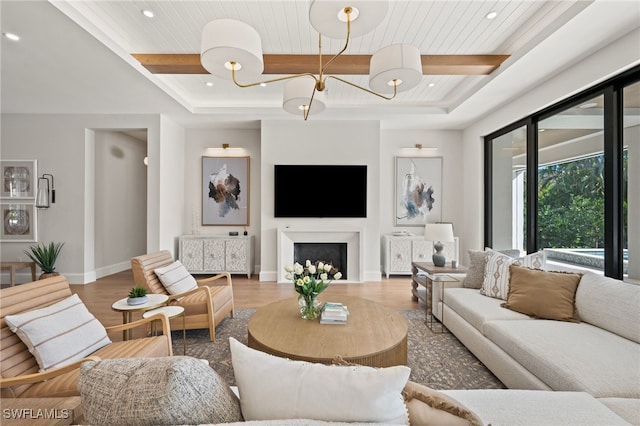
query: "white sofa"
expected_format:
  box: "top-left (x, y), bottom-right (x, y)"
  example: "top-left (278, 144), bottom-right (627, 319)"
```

top-left (432, 270), bottom-right (640, 425)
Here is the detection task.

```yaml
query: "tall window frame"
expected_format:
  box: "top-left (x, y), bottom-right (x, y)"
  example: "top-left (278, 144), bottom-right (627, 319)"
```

top-left (484, 65), bottom-right (640, 279)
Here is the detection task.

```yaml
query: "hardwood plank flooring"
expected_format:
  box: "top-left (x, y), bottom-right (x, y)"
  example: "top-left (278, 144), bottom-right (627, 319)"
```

top-left (70, 270), bottom-right (422, 340)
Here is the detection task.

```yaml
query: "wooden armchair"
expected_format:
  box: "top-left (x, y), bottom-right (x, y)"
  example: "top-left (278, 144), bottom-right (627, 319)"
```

top-left (0, 276), bottom-right (172, 398)
top-left (131, 250), bottom-right (234, 341)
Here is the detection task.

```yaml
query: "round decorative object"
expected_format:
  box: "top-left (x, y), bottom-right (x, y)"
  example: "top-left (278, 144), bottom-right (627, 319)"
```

top-left (126, 296), bottom-right (148, 306)
top-left (298, 294), bottom-right (323, 320)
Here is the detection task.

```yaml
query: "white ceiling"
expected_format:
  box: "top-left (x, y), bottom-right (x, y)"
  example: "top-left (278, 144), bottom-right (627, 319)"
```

top-left (1, 1), bottom-right (639, 129)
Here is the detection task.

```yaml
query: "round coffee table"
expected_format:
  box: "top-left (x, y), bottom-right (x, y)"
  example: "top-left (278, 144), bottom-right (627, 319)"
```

top-left (247, 296), bottom-right (408, 367)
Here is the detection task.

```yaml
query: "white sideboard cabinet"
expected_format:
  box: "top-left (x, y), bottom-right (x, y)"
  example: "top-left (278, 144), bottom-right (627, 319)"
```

top-left (381, 235), bottom-right (459, 278)
top-left (179, 235), bottom-right (254, 278)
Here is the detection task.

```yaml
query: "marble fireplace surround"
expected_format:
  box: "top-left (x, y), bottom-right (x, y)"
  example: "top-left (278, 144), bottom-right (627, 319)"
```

top-left (277, 227), bottom-right (363, 283)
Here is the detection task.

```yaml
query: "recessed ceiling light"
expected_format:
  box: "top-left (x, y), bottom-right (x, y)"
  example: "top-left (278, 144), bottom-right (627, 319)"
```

top-left (3, 32), bottom-right (21, 41)
top-left (486, 11), bottom-right (498, 20)
top-left (428, 83), bottom-right (435, 87)
top-left (141, 9), bottom-right (155, 18)
top-left (260, 83), bottom-right (267, 87)
top-left (205, 82), bottom-right (214, 87)
top-left (579, 102), bottom-right (598, 109)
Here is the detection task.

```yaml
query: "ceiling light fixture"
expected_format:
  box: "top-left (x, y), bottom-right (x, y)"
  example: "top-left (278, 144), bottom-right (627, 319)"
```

top-left (141, 9), bottom-right (155, 18)
top-left (200, 0), bottom-right (422, 120)
top-left (3, 32), bottom-right (20, 41)
top-left (486, 11), bottom-right (498, 20)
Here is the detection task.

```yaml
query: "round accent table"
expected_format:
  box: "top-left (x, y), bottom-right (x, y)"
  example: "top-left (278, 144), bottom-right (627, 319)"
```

top-left (111, 294), bottom-right (169, 340)
top-left (248, 296), bottom-right (408, 367)
top-left (143, 305), bottom-right (186, 355)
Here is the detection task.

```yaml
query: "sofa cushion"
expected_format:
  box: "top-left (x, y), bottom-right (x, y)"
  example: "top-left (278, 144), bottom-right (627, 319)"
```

top-left (4, 294), bottom-right (111, 371)
top-left (154, 260), bottom-right (198, 295)
top-left (575, 272), bottom-right (640, 343)
top-left (481, 251), bottom-right (519, 300)
top-left (518, 250), bottom-right (546, 269)
top-left (443, 390), bottom-right (631, 426)
top-left (443, 288), bottom-right (530, 334)
top-left (484, 320), bottom-right (640, 398)
top-left (463, 250), bottom-right (488, 289)
top-left (501, 265), bottom-right (582, 322)
top-left (229, 337), bottom-right (410, 424)
top-left (79, 356), bottom-right (243, 425)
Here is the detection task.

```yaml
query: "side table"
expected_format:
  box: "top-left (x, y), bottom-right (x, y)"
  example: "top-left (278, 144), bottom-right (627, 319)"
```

top-left (143, 305), bottom-right (186, 355)
top-left (111, 294), bottom-right (169, 340)
top-left (1, 261), bottom-right (36, 287)
top-left (411, 262), bottom-right (467, 333)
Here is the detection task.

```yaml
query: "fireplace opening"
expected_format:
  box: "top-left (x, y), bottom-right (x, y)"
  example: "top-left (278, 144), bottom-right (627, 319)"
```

top-left (294, 242), bottom-right (347, 280)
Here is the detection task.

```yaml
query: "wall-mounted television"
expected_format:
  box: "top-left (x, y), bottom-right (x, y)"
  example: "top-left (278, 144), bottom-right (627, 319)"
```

top-left (274, 165), bottom-right (367, 218)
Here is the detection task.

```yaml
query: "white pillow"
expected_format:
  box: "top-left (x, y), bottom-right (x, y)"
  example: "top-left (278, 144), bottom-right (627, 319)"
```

top-left (5, 294), bottom-right (111, 371)
top-left (480, 251), bottom-right (520, 300)
top-left (229, 338), bottom-right (410, 424)
top-left (519, 250), bottom-right (546, 269)
top-left (154, 260), bottom-right (198, 295)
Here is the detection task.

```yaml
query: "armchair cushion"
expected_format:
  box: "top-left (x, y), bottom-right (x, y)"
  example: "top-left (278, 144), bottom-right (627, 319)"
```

top-left (154, 260), bottom-right (198, 295)
top-left (5, 294), bottom-right (111, 372)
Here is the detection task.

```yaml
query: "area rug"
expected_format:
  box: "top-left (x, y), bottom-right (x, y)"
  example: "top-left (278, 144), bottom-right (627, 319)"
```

top-left (171, 309), bottom-right (506, 390)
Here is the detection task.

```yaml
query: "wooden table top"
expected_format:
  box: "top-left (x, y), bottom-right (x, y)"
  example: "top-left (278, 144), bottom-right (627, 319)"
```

top-left (247, 296), bottom-right (408, 367)
top-left (412, 261), bottom-right (467, 275)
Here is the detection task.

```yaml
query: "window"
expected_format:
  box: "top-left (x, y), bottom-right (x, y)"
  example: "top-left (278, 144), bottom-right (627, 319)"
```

top-left (484, 66), bottom-right (639, 281)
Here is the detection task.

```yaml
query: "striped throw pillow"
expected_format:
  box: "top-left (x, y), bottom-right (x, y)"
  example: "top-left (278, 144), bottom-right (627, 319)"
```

top-left (154, 260), bottom-right (198, 295)
top-left (5, 294), bottom-right (111, 371)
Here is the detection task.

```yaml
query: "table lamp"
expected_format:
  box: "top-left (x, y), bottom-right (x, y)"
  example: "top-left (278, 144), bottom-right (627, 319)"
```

top-left (424, 223), bottom-right (454, 267)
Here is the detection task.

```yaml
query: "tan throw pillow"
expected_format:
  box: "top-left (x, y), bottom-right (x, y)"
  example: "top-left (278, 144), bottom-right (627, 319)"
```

top-left (79, 356), bottom-right (243, 425)
top-left (502, 265), bottom-right (582, 322)
top-left (403, 381), bottom-right (483, 426)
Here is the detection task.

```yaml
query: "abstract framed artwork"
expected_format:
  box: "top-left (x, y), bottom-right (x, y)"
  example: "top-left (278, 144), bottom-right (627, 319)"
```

top-left (202, 156), bottom-right (250, 226)
top-left (1, 202), bottom-right (37, 242)
top-left (1, 160), bottom-right (37, 199)
top-left (395, 157), bottom-right (442, 226)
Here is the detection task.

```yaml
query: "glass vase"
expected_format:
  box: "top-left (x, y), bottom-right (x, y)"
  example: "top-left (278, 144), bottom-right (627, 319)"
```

top-left (298, 294), bottom-right (323, 320)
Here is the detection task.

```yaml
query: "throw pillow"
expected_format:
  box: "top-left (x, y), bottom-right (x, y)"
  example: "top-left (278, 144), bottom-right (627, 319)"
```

top-left (403, 381), bottom-right (483, 426)
top-left (4, 294), bottom-right (111, 371)
top-left (501, 265), bottom-right (582, 322)
top-left (463, 250), bottom-right (488, 289)
top-left (229, 337), bottom-right (410, 424)
top-left (519, 250), bottom-right (546, 270)
top-left (79, 356), bottom-right (243, 425)
top-left (154, 260), bottom-right (198, 295)
top-left (480, 251), bottom-right (520, 300)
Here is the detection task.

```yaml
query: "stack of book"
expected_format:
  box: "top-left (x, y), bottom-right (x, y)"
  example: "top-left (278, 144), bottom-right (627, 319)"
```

top-left (320, 302), bottom-right (349, 325)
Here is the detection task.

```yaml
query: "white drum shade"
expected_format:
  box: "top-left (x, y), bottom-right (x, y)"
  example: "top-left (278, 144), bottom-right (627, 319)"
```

top-left (369, 44), bottom-right (422, 93)
top-left (309, 0), bottom-right (388, 39)
top-left (282, 77), bottom-right (326, 116)
top-left (201, 19), bottom-right (264, 80)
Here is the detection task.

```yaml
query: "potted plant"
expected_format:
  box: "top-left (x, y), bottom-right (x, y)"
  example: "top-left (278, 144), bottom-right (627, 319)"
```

top-left (127, 285), bottom-right (148, 305)
top-left (24, 241), bottom-right (64, 279)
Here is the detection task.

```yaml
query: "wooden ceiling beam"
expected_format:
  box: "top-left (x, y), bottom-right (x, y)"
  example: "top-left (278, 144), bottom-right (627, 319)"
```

top-left (132, 53), bottom-right (509, 76)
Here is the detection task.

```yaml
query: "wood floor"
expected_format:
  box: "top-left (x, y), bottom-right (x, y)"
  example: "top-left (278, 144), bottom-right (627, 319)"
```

top-left (70, 270), bottom-right (422, 339)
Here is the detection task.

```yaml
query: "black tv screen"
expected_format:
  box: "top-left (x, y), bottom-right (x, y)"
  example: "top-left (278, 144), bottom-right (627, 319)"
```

top-left (274, 165), bottom-right (367, 218)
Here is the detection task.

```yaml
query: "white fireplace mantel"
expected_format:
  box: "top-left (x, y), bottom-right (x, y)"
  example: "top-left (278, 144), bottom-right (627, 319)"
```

top-left (277, 227), bottom-right (363, 283)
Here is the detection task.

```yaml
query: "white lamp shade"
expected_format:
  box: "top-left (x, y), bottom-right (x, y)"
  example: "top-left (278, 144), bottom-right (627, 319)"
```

top-left (309, 0), bottom-right (389, 39)
top-left (282, 77), bottom-right (326, 116)
top-left (424, 223), bottom-right (454, 242)
top-left (369, 44), bottom-right (422, 93)
top-left (201, 19), bottom-right (264, 80)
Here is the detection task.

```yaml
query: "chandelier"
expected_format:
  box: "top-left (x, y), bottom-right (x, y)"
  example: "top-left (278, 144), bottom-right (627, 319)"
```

top-left (200, 1), bottom-right (422, 120)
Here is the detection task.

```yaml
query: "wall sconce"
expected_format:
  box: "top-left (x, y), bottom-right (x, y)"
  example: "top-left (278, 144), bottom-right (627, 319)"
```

top-left (35, 174), bottom-right (55, 209)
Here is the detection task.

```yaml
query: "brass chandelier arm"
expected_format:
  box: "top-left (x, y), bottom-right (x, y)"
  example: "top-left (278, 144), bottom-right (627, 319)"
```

top-left (302, 88), bottom-right (318, 121)
top-left (325, 75), bottom-right (398, 101)
top-left (320, 7), bottom-right (352, 78)
top-left (230, 65), bottom-right (318, 88)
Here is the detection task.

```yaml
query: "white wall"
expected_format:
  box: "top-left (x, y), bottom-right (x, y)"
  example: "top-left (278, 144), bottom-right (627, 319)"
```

top-left (94, 131), bottom-right (147, 275)
top-left (259, 120), bottom-right (382, 282)
top-left (0, 113), bottom-right (182, 284)
top-left (183, 128), bottom-right (262, 270)
top-left (460, 27), bottom-right (640, 266)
